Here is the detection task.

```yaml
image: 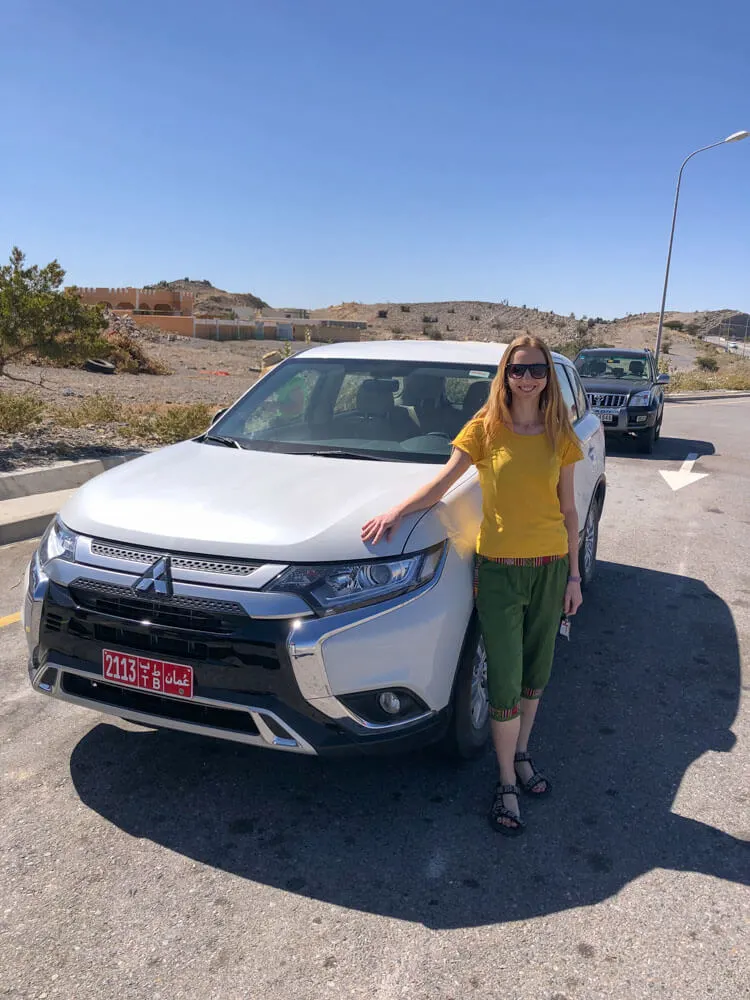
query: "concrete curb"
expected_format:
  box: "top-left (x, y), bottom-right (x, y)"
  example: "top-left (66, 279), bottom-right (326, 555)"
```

top-left (0, 452), bottom-right (146, 502)
top-left (0, 489), bottom-right (77, 545)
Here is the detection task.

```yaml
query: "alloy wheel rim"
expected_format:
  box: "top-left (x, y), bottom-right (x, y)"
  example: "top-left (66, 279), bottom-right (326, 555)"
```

top-left (584, 507), bottom-right (596, 575)
top-left (470, 638), bottom-right (489, 729)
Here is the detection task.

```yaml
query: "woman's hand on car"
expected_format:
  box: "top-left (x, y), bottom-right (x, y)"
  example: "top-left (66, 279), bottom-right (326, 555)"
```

top-left (564, 580), bottom-right (583, 616)
top-left (361, 508), bottom-right (403, 544)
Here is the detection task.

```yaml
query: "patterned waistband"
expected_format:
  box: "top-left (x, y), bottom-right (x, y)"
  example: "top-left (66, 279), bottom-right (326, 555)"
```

top-left (477, 553), bottom-right (566, 567)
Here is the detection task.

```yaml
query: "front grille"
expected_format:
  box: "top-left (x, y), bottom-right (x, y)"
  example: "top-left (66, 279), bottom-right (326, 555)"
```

top-left (88, 623), bottom-right (279, 670)
top-left (61, 671), bottom-right (261, 735)
top-left (69, 580), bottom-right (245, 634)
top-left (90, 540), bottom-right (261, 576)
top-left (587, 393), bottom-right (627, 408)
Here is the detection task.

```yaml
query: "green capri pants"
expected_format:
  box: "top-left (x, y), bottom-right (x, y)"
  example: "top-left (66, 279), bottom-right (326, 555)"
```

top-left (475, 555), bottom-right (569, 721)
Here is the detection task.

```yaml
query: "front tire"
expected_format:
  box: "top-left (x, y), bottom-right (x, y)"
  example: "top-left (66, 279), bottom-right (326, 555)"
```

top-left (579, 495), bottom-right (600, 590)
top-left (637, 425), bottom-right (656, 454)
top-left (443, 616), bottom-right (490, 760)
top-left (654, 410), bottom-right (663, 441)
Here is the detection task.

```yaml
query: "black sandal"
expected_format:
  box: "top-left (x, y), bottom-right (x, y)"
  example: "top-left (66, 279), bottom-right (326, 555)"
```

top-left (514, 751), bottom-right (552, 797)
top-left (488, 783), bottom-right (525, 836)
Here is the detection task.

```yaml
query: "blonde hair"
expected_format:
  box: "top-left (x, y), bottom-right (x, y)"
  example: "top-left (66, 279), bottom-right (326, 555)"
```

top-left (477, 334), bottom-right (575, 452)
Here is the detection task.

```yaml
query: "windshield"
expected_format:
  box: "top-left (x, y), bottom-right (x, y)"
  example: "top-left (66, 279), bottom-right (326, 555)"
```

top-left (209, 358), bottom-right (499, 463)
top-left (575, 352), bottom-right (651, 381)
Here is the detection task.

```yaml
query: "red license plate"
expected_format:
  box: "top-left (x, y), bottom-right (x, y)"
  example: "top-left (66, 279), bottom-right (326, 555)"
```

top-left (102, 649), bottom-right (194, 699)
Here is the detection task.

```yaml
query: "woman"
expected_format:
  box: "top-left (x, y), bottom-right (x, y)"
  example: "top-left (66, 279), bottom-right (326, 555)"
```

top-left (361, 335), bottom-right (583, 836)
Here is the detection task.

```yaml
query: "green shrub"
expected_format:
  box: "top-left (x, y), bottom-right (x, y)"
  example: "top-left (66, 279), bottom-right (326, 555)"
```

top-left (125, 402), bottom-right (215, 445)
top-left (424, 327), bottom-right (443, 340)
top-left (54, 394), bottom-right (123, 428)
top-left (664, 320), bottom-right (684, 331)
top-left (696, 354), bottom-right (719, 372)
top-left (0, 393), bottom-right (46, 433)
top-left (662, 336), bottom-right (672, 354)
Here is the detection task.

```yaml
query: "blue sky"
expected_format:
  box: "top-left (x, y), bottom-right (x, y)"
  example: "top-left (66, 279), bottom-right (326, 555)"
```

top-left (1, 0), bottom-right (748, 317)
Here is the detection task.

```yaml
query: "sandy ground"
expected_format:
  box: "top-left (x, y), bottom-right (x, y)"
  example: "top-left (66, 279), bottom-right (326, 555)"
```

top-left (0, 337), bottom-right (311, 472)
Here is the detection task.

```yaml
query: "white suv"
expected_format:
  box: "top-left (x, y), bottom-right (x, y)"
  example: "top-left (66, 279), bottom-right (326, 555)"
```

top-left (23, 340), bottom-right (606, 758)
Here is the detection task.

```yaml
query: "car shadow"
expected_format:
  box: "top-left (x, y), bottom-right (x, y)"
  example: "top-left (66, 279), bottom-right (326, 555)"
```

top-left (68, 561), bottom-right (747, 929)
top-left (605, 435), bottom-right (715, 462)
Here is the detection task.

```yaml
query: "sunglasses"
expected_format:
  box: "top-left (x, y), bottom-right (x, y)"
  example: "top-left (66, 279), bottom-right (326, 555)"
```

top-left (507, 363), bottom-right (549, 380)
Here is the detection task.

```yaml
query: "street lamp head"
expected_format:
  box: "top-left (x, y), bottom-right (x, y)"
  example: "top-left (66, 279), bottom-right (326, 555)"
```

top-left (724, 130), bottom-right (750, 143)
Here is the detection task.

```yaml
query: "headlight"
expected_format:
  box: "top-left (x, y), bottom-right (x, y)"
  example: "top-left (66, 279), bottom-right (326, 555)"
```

top-left (268, 544), bottom-right (445, 615)
top-left (38, 517), bottom-right (78, 568)
top-left (629, 390), bottom-right (651, 407)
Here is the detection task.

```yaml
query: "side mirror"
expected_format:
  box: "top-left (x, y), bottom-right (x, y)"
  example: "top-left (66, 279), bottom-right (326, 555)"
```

top-left (211, 408), bottom-right (227, 424)
top-left (656, 373), bottom-right (670, 384)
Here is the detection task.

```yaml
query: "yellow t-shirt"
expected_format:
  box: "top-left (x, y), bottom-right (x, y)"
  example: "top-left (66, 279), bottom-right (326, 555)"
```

top-left (452, 417), bottom-right (583, 559)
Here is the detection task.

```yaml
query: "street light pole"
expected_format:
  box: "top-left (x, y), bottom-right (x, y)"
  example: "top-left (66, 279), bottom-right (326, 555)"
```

top-left (654, 130), bottom-right (750, 365)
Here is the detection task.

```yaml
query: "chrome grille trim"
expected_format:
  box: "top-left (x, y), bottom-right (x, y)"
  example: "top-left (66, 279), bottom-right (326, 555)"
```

top-left (34, 663), bottom-right (317, 754)
top-left (587, 393), bottom-right (627, 408)
top-left (90, 540), bottom-right (260, 576)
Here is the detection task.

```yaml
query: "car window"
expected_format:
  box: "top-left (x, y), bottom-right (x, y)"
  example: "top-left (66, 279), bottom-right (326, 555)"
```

top-left (554, 363), bottom-right (578, 423)
top-left (575, 352), bottom-right (650, 380)
top-left (215, 358), bottom-right (497, 464)
top-left (334, 373), bottom-right (372, 413)
top-left (240, 370), bottom-right (320, 433)
top-left (566, 366), bottom-right (589, 419)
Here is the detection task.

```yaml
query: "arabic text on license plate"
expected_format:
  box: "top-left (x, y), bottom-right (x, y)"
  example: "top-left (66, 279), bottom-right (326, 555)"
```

top-left (600, 414), bottom-right (616, 424)
top-left (102, 649), bottom-right (193, 698)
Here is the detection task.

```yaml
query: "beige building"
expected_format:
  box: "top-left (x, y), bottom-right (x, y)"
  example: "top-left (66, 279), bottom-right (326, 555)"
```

top-left (70, 286), bottom-right (364, 343)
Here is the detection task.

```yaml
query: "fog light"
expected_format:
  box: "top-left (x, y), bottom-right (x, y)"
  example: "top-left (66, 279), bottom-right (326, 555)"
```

top-left (636, 415), bottom-right (647, 423)
top-left (378, 691), bottom-right (402, 715)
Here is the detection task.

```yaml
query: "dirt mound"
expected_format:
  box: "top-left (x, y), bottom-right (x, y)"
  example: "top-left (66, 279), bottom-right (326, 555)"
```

top-left (145, 278), bottom-right (268, 314)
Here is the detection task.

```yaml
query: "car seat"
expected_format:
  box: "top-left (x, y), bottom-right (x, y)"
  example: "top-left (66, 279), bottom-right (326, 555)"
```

top-left (628, 360), bottom-right (645, 377)
top-left (400, 373), bottom-right (459, 436)
top-left (461, 380), bottom-right (491, 419)
top-left (355, 379), bottom-right (415, 440)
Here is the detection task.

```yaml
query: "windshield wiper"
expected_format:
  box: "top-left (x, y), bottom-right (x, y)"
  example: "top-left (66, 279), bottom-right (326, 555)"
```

top-left (299, 449), bottom-right (389, 461)
top-left (202, 434), bottom-right (244, 449)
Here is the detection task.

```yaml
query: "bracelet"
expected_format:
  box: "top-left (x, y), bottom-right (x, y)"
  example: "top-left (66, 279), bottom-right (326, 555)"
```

top-left (568, 576), bottom-right (581, 583)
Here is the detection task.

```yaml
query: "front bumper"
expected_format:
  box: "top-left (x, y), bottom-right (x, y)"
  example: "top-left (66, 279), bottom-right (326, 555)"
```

top-left (22, 543), bottom-right (467, 757)
top-left (591, 404), bottom-right (658, 433)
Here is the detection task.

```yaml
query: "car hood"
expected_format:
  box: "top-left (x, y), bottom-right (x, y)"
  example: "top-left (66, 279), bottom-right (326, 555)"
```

top-left (60, 441), bottom-right (441, 562)
top-left (579, 378), bottom-right (651, 395)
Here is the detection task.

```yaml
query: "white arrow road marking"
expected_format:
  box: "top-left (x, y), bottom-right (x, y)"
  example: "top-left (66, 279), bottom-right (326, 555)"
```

top-left (659, 452), bottom-right (709, 492)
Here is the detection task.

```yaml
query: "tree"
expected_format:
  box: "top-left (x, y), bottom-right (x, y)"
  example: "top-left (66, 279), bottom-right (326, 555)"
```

top-left (0, 247), bottom-right (107, 381)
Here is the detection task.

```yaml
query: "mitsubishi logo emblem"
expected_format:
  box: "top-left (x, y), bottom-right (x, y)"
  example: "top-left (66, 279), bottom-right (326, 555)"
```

top-left (132, 556), bottom-right (173, 597)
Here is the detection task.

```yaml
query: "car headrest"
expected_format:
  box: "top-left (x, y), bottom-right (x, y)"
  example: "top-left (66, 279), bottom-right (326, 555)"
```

top-left (629, 360), bottom-right (645, 376)
top-left (356, 379), bottom-right (396, 415)
top-left (462, 380), bottom-right (491, 415)
top-left (589, 361), bottom-right (607, 375)
top-left (401, 373), bottom-right (444, 406)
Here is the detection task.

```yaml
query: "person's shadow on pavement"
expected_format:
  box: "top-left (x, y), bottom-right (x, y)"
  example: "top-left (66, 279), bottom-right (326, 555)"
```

top-left (69, 560), bottom-right (747, 928)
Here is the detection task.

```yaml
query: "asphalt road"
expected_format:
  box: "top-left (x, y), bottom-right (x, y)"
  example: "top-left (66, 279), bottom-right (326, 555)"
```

top-left (2, 396), bottom-right (748, 1000)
